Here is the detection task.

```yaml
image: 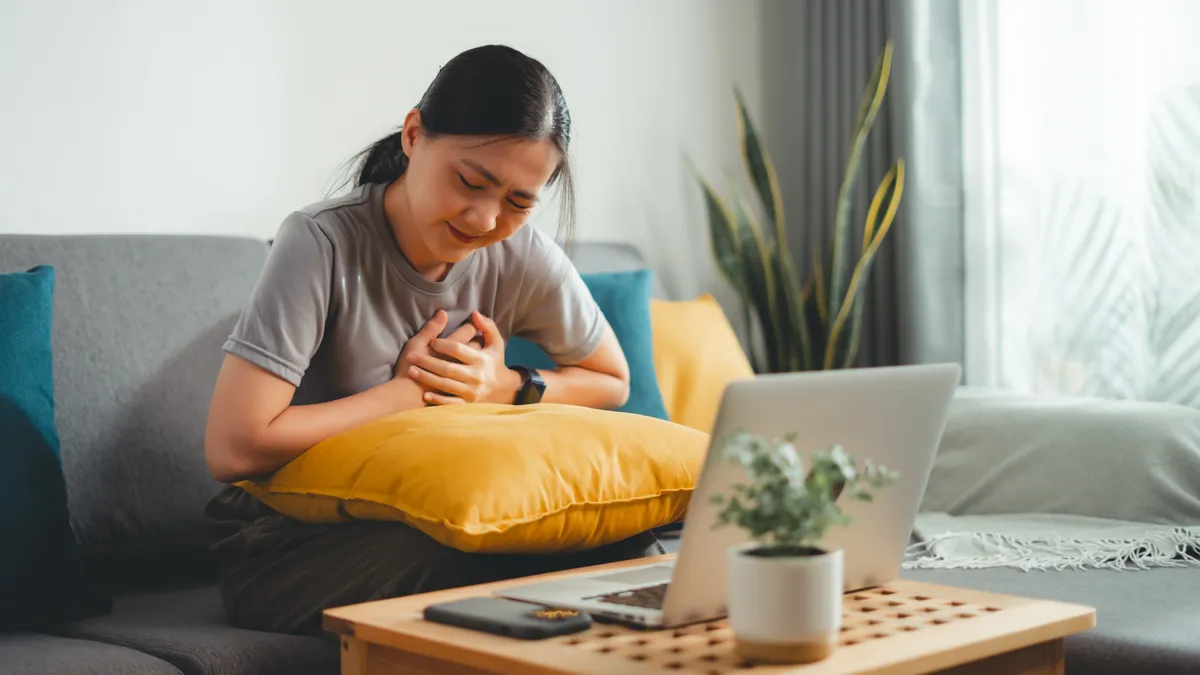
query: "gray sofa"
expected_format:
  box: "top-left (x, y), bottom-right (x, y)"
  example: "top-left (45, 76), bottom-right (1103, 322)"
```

top-left (0, 233), bottom-right (671, 675)
top-left (1, 234), bottom-right (340, 675)
top-left (0, 233), bottom-right (1193, 675)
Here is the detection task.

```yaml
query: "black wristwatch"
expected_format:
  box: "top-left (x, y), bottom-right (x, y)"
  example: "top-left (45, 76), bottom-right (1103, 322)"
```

top-left (510, 366), bottom-right (546, 405)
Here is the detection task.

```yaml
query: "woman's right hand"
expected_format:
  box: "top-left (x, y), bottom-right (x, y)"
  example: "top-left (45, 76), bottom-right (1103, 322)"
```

top-left (395, 310), bottom-right (481, 386)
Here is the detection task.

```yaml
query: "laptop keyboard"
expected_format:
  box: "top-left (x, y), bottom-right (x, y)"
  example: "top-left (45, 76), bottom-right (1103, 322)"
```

top-left (584, 582), bottom-right (669, 610)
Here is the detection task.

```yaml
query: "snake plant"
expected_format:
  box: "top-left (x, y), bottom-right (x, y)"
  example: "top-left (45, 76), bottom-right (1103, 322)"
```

top-left (694, 41), bottom-right (904, 372)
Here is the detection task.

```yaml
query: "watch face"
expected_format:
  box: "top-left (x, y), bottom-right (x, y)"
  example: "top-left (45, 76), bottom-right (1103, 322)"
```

top-left (511, 367), bottom-right (546, 405)
top-left (521, 384), bottom-right (543, 405)
top-left (529, 373), bottom-right (546, 401)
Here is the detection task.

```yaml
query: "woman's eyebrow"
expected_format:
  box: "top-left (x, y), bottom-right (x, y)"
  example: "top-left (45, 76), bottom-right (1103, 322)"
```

top-left (461, 160), bottom-right (539, 203)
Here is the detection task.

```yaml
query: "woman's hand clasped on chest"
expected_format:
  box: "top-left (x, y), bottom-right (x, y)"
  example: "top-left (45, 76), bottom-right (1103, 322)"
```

top-left (396, 310), bottom-right (522, 406)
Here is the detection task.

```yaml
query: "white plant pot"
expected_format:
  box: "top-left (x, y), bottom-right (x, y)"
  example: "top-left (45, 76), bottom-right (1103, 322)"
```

top-left (726, 543), bottom-right (843, 664)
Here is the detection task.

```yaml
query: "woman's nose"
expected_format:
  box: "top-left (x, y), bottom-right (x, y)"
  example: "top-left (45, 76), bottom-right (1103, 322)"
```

top-left (462, 203), bottom-right (499, 234)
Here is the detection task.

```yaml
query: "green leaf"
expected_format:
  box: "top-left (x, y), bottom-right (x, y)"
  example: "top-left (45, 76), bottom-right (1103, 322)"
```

top-left (733, 87), bottom-right (806, 372)
top-left (828, 42), bottom-right (893, 338)
top-left (732, 188), bottom-right (782, 371)
top-left (770, 246), bottom-right (805, 372)
top-left (692, 166), bottom-right (742, 295)
top-left (830, 160), bottom-right (904, 369)
top-left (734, 87), bottom-right (786, 245)
top-left (740, 302), bottom-right (761, 373)
top-left (710, 433), bottom-right (899, 550)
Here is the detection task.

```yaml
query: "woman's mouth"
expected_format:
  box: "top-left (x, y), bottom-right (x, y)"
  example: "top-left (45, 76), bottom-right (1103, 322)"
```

top-left (446, 222), bottom-right (482, 245)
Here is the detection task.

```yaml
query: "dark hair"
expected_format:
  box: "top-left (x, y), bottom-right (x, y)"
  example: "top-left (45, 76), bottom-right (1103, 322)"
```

top-left (344, 45), bottom-right (575, 242)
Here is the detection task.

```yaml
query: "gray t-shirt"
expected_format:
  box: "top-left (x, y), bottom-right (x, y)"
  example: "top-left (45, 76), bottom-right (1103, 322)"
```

top-left (223, 181), bottom-right (606, 405)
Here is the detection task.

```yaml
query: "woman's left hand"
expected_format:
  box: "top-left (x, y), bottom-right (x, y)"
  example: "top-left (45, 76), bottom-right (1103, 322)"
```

top-left (407, 311), bottom-right (521, 405)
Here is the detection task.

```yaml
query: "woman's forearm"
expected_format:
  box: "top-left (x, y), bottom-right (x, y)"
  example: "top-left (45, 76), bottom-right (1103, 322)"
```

top-left (526, 328), bottom-right (631, 410)
top-left (537, 365), bottom-right (630, 410)
top-left (251, 378), bottom-right (428, 474)
top-left (207, 364), bottom-right (429, 483)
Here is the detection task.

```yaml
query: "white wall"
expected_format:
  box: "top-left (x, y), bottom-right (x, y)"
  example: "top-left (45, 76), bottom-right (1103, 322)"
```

top-left (0, 0), bottom-right (763, 302)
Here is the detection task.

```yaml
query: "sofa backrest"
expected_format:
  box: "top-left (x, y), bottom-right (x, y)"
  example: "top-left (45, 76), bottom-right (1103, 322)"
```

top-left (0, 234), bottom-right (654, 584)
top-left (568, 241), bottom-right (665, 298)
top-left (0, 234), bottom-right (269, 582)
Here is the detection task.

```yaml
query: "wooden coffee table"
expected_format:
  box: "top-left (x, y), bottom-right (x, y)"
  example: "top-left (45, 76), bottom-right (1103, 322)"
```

top-left (324, 554), bottom-right (1095, 675)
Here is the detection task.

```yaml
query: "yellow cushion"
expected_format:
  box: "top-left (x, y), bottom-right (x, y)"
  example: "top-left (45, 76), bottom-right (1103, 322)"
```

top-left (235, 403), bottom-right (709, 553)
top-left (651, 295), bottom-right (756, 433)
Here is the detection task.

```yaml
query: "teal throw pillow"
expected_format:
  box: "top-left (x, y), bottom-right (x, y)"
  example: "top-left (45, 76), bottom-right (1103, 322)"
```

top-left (506, 269), bottom-right (669, 421)
top-left (0, 265), bottom-right (109, 631)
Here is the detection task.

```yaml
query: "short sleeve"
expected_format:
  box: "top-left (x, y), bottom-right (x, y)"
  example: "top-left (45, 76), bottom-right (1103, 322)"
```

top-left (222, 212), bottom-right (332, 386)
top-left (512, 233), bottom-right (608, 366)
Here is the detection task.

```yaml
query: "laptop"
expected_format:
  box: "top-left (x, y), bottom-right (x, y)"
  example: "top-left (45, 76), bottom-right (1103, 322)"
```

top-left (495, 363), bottom-right (962, 629)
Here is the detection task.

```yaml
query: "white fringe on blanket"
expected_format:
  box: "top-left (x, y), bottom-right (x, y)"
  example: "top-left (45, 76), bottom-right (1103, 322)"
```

top-left (903, 512), bottom-right (1200, 572)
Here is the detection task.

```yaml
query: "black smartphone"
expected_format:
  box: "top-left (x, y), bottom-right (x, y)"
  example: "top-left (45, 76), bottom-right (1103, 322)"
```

top-left (422, 597), bottom-right (592, 640)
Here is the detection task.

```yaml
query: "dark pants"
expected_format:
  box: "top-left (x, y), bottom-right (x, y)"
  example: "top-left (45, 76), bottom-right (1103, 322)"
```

top-left (204, 486), bottom-right (665, 639)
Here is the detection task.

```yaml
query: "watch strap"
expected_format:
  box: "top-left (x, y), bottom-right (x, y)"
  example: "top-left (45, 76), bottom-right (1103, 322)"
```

top-left (510, 366), bottom-right (545, 405)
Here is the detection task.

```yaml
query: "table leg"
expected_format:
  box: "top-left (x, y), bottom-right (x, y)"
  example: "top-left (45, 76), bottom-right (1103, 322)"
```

top-left (934, 638), bottom-right (1064, 675)
top-left (340, 637), bottom-right (368, 675)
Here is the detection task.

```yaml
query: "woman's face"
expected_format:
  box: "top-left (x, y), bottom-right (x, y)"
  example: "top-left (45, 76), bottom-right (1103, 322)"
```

top-left (398, 110), bottom-right (560, 267)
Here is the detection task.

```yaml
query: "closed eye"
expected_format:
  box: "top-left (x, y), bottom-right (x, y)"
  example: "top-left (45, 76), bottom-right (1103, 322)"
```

top-left (458, 173), bottom-right (483, 190)
top-left (459, 170), bottom-right (530, 210)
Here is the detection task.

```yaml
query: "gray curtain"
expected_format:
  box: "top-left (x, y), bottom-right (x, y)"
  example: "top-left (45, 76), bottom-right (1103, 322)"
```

top-left (759, 0), bottom-right (965, 370)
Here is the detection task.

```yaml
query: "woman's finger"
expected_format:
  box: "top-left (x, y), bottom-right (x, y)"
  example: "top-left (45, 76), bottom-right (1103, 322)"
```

top-left (431, 338), bottom-right (483, 364)
top-left (423, 391), bottom-right (465, 406)
top-left (396, 310), bottom-right (449, 373)
top-left (414, 310), bottom-right (448, 342)
top-left (445, 320), bottom-right (481, 345)
top-left (411, 353), bottom-right (476, 383)
top-left (408, 365), bottom-right (473, 398)
top-left (472, 311), bottom-right (504, 349)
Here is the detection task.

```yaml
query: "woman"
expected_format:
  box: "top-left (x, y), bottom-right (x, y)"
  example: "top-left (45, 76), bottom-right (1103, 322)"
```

top-left (203, 45), bottom-right (664, 638)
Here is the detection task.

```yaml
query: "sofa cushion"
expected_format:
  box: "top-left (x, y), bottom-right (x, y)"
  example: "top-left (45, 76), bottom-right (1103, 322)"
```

top-left (0, 632), bottom-right (183, 675)
top-left (507, 269), bottom-right (670, 421)
top-left (0, 265), bottom-right (109, 630)
top-left (649, 294), bottom-right (755, 433)
top-left (901, 566), bottom-right (1200, 675)
top-left (922, 389), bottom-right (1200, 524)
top-left (51, 583), bottom-right (337, 675)
top-left (0, 235), bottom-right (268, 573)
top-left (237, 402), bottom-right (708, 553)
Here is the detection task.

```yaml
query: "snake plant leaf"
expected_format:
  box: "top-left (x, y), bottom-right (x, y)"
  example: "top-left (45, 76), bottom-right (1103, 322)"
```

top-left (829, 160), bottom-right (905, 369)
top-left (798, 275), bottom-right (816, 370)
top-left (689, 42), bottom-right (901, 374)
top-left (827, 41), bottom-right (893, 337)
top-left (839, 160), bottom-right (902, 368)
top-left (851, 42), bottom-right (891, 143)
top-left (812, 242), bottom-right (828, 323)
top-left (695, 170), bottom-right (762, 369)
top-left (733, 188), bottom-right (782, 371)
top-left (774, 245), bottom-right (809, 371)
top-left (739, 300), bottom-right (760, 373)
top-left (693, 169), bottom-right (743, 294)
top-left (734, 87), bottom-right (787, 245)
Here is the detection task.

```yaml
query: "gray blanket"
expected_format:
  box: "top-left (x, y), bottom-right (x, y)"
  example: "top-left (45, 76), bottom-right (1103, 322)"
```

top-left (906, 512), bottom-right (1200, 571)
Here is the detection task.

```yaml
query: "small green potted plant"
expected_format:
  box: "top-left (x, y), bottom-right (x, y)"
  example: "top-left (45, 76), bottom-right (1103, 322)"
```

top-left (711, 431), bottom-right (898, 664)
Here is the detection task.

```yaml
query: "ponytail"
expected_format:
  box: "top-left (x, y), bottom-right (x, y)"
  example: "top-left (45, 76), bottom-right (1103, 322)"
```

top-left (353, 130), bottom-right (409, 187)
